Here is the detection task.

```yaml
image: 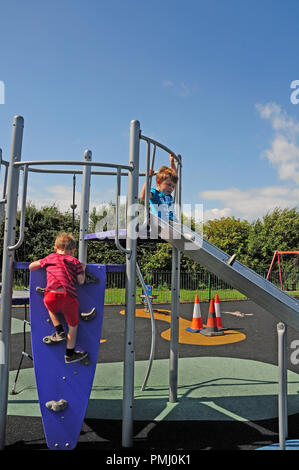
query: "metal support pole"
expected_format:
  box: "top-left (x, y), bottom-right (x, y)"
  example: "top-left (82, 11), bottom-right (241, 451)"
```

top-left (277, 322), bottom-right (288, 450)
top-left (122, 120), bottom-right (140, 448)
top-left (144, 141), bottom-right (150, 227)
top-left (78, 150), bottom-right (92, 263)
top-left (169, 154), bottom-right (182, 403)
top-left (169, 247), bottom-right (180, 402)
top-left (0, 115), bottom-right (24, 450)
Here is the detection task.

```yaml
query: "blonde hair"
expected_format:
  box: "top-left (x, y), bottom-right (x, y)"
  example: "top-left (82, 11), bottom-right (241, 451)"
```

top-left (156, 166), bottom-right (178, 184)
top-left (54, 233), bottom-right (77, 252)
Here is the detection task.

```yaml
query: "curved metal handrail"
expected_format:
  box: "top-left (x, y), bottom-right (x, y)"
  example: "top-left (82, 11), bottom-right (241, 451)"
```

top-left (140, 134), bottom-right (182, 166)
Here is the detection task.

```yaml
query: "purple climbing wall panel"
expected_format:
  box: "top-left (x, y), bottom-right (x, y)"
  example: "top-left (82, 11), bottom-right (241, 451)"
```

top-left (29, 264), bottom-right (106, 450)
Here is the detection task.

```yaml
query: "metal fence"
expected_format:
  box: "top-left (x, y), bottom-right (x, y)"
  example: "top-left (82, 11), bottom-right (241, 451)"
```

top-left (105, 268), bottom-right (298, 304)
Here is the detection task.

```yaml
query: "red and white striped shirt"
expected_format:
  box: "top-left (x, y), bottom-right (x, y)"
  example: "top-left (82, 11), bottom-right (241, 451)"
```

top-left (39, 252), bottom-right (84, 298)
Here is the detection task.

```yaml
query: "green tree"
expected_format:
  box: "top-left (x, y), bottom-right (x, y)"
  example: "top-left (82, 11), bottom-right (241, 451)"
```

top-left (246, 207), bottom-right (299, 272)
top-left (203, 216), bottom-right (251, 264)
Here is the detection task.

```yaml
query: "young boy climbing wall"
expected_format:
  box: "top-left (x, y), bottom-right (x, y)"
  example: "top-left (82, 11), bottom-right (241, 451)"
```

top-left (29, 232), bottom-right (88, 364)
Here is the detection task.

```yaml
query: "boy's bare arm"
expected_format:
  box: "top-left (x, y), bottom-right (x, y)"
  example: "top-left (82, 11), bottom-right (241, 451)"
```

top-left (29, 260), bottom-right (42, 271)
top-left (77, 262), bottom-right (86, 285)
top-left (170, 154), bottom-right (177, 174)
top-left (77, 273), bottom-right (85, 285)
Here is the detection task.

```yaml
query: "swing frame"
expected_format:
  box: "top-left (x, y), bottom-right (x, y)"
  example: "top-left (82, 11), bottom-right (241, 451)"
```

top-left (266, 250), bottom-right (299, 290)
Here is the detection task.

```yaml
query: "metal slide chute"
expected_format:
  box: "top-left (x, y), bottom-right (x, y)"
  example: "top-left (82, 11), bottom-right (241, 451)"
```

top-left (150, 214), bottom-right (299, 331)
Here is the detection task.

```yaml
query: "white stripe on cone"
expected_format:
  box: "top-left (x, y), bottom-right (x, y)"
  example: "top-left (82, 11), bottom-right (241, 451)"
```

top-left (215, 294), bottom-right (223, 328)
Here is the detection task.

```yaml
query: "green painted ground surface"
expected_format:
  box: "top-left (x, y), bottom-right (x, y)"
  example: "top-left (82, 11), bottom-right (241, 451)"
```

top-left (8, 357), bottom-right (299, 422)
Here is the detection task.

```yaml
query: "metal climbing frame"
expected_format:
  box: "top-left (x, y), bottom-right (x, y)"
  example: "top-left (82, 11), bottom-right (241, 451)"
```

top-left (0, 116), bottom-right (139, 449)
top-left (0, 116), bottom-right (296, 451)
top-left (0, 116), bottom-right (183, 450)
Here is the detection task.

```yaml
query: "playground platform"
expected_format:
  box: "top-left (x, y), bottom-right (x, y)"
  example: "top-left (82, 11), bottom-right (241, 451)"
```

top-left (5, 298), bottom-right (299, 453)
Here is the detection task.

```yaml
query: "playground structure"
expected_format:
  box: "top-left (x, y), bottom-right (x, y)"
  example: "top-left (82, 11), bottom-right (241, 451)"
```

top-left (0, 116), bottom-right (298, 450)
top-left (266, 250), bottom-right (299, 291)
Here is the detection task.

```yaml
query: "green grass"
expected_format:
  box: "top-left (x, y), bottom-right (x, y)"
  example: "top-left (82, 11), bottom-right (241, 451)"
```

top-left (104, 287), bottom-right (248, 305)
top-left (13, 284), bottom-right (298, 305)
top-left (104, 287), bottom-right (299, 305)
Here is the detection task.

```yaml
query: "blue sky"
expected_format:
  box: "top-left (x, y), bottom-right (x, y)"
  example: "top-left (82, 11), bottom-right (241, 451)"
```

top-left (0, 0), bottom-right (298, 222)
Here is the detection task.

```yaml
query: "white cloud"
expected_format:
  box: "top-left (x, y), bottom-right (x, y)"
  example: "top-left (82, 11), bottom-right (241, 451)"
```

top-left (256, 102), bottom-right (299, 184)
top-left (199, 104), bottom-right (299, 221)
top-left (201, 186), bottom-right (298, 221)
top-left (203, 207), bottom-right (233, 221)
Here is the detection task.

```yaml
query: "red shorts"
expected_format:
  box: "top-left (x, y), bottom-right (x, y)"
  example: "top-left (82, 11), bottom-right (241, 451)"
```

top-left (44, 292), bottom-right (79, 327)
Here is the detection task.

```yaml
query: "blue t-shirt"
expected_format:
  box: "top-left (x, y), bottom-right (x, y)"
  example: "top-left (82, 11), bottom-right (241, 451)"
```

top-left (149, 187), bottom-right (177, 221)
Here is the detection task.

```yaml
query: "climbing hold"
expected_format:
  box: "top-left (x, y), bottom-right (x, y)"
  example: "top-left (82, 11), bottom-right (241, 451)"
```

top-left (80, 307), bottom-right (96, 321)
top-left (36, 286), bottom-right (46, 295)
top-left (85, 272), bottom-right (99, 284)
top-left (46, 399), bottom-right (68, 412)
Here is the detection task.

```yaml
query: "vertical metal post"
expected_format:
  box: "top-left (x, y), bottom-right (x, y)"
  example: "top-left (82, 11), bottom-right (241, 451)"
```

top-left (78, 150), bottom-right (92, 263)
top-left (71, 174), bottom-right (77, 233)
top-left (169, 247), bottom-right (180, 402)
top-left (169, 155), bottom-right (182, 403)
top-left (122, 120), bottom-right (140, 448)
top-left (277, 322), bottom-right (288, 450)
top-left (0, 115), bottom-right (24, 450)
top-left (144, 141), bottom-right (150, 227)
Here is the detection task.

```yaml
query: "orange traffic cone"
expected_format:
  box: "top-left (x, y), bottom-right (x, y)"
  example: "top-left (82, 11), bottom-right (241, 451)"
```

top-left (186, 294), bottom-right (203, 332)
top-left (214, 294), bottom-right (223, 329)
top-left (200, 298), bottom-right (224, 336)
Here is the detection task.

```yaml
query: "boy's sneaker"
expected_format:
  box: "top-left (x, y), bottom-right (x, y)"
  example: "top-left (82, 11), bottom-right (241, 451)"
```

top-left (64, 351), bottom-right (88, 364)
top-left (43, 332), bottom-right (66, 344)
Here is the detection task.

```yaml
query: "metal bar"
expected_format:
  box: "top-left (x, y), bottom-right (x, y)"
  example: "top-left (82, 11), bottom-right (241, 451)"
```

top-left (115, 167), bottom-right (131, 256)
top-left (150, 144), bottom-right (156, 172)
top-left (8, 165), bottom-right (28, 251)
top-left (2, 164), bottom-right (8, 200)
top-left (169, 154), bottom-right (182, 403)
top-left (169, 246), bottom-right (180, 403)
top-left (140, 134), bottom-right (181, 165)
top-left (148, 143), bottom-right (156, 190)
top-left (277, 322), bottom-right (288, 450)
top-left (78, 150), bottom-right (92, 263)
top-left (277, 252), bottom-right (283, 290)
top-left (22, 167), bottom-right (150, 178)
top-left (0, 115), bottom-right (24, 450)
top-left (13, 160), bottom-right (133, 171)
top-left (266, 251), bottom-right (277, 281)
top-left (0, 150), bottom-right (9, 200)
top-left (144, 141), bottom-right (150, 226)
top-left (27, 167), bottom-right (132, 176)
top-left (122, 120), bottom-right (140, 448)
top-left (136, 263), bottom-right (156, 391)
